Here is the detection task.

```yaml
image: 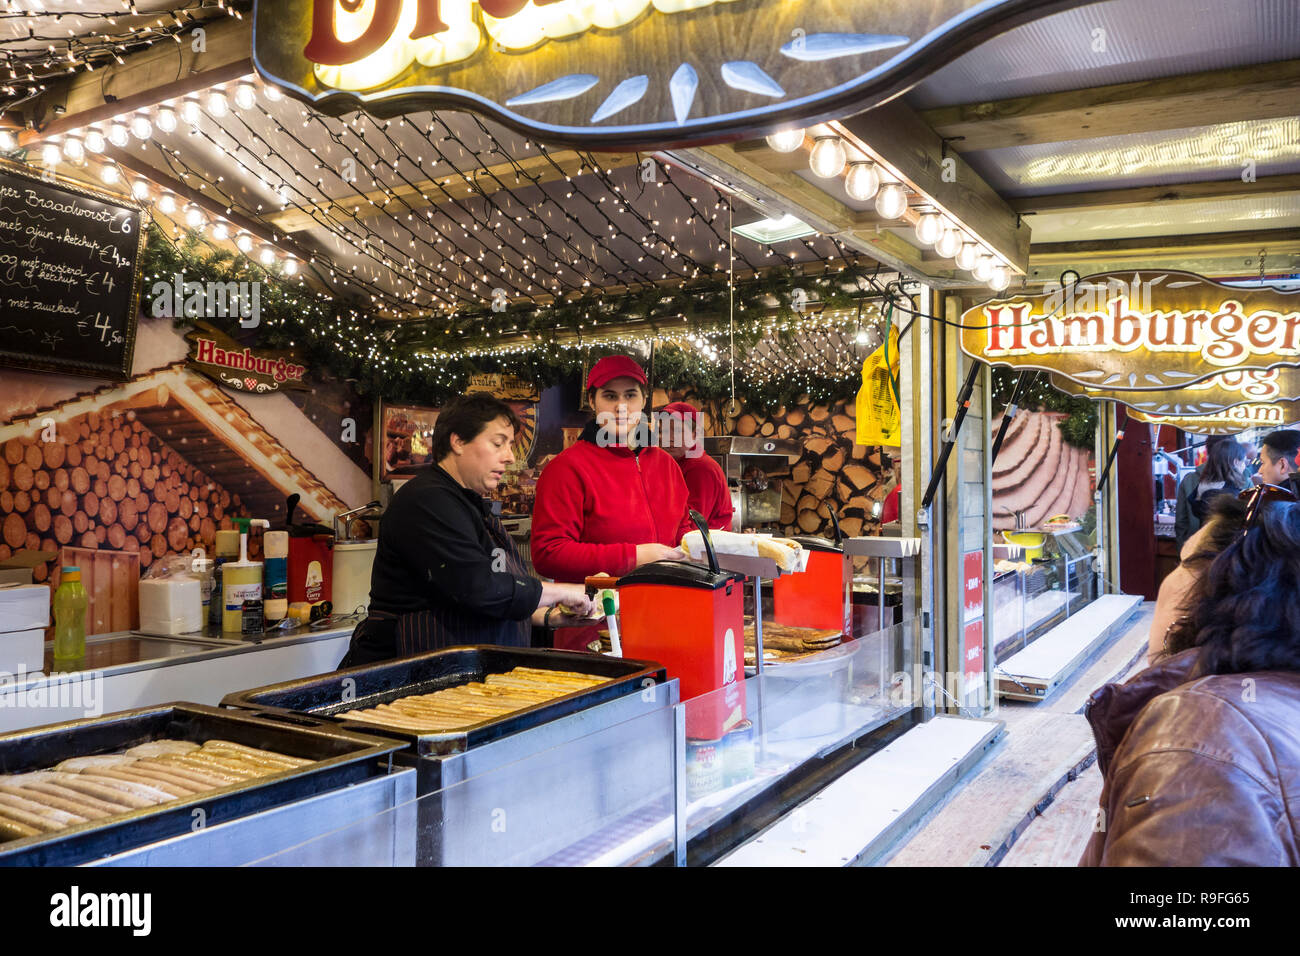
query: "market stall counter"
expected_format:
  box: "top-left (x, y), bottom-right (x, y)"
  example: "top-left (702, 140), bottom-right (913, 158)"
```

top-left (221, 646), bottom-right (675, 866)
top-left (0, 620), bottom-right (356, 734)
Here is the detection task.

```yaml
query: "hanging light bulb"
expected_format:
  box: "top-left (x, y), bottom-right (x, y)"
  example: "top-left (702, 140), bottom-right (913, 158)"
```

top-left (184, 203), bottom-right (204, 228)
top-left (41, 141), bottom-right (60, 166)
top-left (990, 264), bottom-right (1011, 292)
top-left (844, 162), bottom-right (880, 202)
top-left (284, 257), bottom-right (299, 276)
top-left (84, 128), bottom-right (106, 153)
top-left (207, 88), bottom-right (229, 118)
top-left (874, 182), bottom-right (908, 219)
top-left (935, 224), bottom-right (963, 259)
top-left (956, 242), bottom-right (979, 271)
top-left (261, 81), bottom-right (282, 102)
top-left (157, 192), bottom-right (177, 214)
top-left (131, 179), bottom-right (150, 200)
top-left (155, 105), bottom-right (178, 133)
top-left (234, 81), bottom-right (257, 110)
top-left (180, 97), bottom-right (201, 125)
top-left (0, 130), bottom-right (15, 152)
top-left (765, 128), bottom-right (805, 153)
top-left (130, 113), bottom-right (152, 140)
top-left (107, 121), bottom-right (129, 148)
top-left (100, 163), bottom-right (119, 185)
top-left (235, 232), bottom-right (254, 253)
top-left (211, 220), bottom-right (229, 241)
top-left (61, 136), bottom-right (85, 162)
top-left (259, 245), bottom-right (276, 266)
top-left (809, 136), bottom-right (847, 178)
top-left (854, 328), bottom-right (870, 345)
top-left (974, 253), bottom-right (995, 283)
top-left (914, 212), bottom-right (942, 246)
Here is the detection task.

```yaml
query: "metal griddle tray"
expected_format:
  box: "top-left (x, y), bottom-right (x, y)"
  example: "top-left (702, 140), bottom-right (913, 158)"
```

top-left (0, 702), bottom-right (405, 867)
top-left (221, 645), bottom-right (667, 757)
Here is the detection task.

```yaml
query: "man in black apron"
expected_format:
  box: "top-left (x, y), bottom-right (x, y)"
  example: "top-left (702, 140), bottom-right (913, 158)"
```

top-left (340, 393), bottom-right (594, 667)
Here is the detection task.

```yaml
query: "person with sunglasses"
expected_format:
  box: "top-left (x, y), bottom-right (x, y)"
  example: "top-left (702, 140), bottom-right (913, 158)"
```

top-left (1254, 428), bottom-right (1300, 494)
top-left (1082, 491), bottom-right (1300, 866)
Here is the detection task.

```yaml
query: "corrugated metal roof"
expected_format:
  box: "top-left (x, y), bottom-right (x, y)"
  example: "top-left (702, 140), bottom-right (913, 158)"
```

top-left (908, 0), bottom-right (1300, 108)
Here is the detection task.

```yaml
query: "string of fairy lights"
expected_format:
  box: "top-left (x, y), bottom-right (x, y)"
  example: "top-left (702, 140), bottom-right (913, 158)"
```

top-left (0, 1), bottom-right (246, 110)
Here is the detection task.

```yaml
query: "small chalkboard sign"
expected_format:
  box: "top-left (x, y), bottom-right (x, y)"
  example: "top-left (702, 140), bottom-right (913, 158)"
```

top-left (0, 158), bottom-right (146, 381)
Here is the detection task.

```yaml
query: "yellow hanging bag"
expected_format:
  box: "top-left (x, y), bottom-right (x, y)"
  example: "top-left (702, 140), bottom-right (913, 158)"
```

top-left (856, 310), bottom-right (901, 446)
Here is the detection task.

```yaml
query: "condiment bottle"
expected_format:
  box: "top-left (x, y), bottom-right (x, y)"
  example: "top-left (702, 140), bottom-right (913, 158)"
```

top-left (222, 518), bottom-right (268, 635)
top-left (53, 566), bottom-right (88, 670)
top-left (210, 530), bottom-right (240, 629)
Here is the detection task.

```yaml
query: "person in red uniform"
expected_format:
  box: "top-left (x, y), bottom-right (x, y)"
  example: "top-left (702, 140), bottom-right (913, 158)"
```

top-left (659, 401), bottom-right (733, 531)
top-left (532, 355), bottom-right (691, 650)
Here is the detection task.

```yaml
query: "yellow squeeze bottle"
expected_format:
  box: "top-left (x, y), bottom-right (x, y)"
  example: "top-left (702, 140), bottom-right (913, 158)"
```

top-left (222, 518), bottom-right (269, 635)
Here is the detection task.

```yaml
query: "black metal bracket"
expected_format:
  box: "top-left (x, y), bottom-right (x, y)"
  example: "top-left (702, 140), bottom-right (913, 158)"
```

top-left (1094, 406), bottom-right (1126, 496)
top-left (990, 370), bottom-right (1035, 464)
top-left (921, 360), bottom-right (982, 511)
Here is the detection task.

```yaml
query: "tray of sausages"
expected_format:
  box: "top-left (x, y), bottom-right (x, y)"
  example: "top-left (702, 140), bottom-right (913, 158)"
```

top-left (0, 703), bottom-right (404, 866)
top-left (222, 645), bottom-right (668, 756)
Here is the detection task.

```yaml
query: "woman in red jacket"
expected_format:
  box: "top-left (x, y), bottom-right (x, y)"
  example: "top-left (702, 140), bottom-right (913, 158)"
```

top-left (660, 401), bottom-right (733, 531)
top-left (532, 355), bottom-right (691, 650)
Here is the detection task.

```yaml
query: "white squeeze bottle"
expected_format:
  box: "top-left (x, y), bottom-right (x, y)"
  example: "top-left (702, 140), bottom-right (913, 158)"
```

top-left (222, 518), bottom-right (269, 635)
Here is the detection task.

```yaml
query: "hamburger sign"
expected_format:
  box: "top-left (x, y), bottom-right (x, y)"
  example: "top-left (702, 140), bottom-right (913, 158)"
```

top-left (960, 271), bottom-right (1300, 391)
top-left (253, 0), bottom-right (1096, 148)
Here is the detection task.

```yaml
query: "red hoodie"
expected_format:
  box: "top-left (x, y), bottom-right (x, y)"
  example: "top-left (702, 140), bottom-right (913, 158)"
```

top-left (678, 451), bottom-right (733, 531)
top-left (532, 420), bottom-right (693, 585)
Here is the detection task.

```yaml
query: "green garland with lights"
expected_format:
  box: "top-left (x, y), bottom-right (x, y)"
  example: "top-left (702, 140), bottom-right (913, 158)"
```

top-left (141, 224), bottom-right (878, 411)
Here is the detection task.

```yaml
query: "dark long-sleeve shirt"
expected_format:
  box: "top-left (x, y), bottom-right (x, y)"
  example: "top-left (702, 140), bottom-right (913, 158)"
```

top-left (364, 464), bottom-right (542, 652)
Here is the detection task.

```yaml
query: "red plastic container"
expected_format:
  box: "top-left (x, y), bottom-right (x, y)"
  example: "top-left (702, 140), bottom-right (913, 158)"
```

top-left (288, 533), bottom-right (334, 608)
top-left (618, 561), bottom-right (747, 740)
top-left (772, 537), bottom-right (851, 635)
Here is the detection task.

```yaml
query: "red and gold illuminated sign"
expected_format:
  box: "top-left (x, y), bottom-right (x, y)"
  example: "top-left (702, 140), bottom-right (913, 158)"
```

top-left (254, 0), bottom-right (1096, 148)
top-left (185, 323), bottom-right (308, 393)
top-left (960, 271), bottom-right (1300, 390)
top-left (1049, 366), bottom-right (1300, 416)
top-left (1128, 400), bottom-right (1300, 436)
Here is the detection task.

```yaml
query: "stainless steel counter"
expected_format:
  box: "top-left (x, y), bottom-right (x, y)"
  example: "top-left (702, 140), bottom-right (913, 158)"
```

top-left (0, 620), bottom-right (357, 733)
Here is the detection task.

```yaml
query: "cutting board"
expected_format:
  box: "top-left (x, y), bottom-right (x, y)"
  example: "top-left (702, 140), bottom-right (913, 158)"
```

top-left (49, 547), bottom-right (140, 637)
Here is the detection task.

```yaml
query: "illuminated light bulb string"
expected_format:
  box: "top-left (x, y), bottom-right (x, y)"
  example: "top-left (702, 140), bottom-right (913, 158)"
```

top-left (0, 2), bottom-right (245, 111)
top-left (767, 126), bottom-right (1016, 292)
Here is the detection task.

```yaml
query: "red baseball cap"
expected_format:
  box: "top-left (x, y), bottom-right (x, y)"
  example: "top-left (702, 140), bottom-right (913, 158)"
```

top-left (587, 355), bottom-right (648, 390)
top-left (661, 402), bottom-right (700, 420)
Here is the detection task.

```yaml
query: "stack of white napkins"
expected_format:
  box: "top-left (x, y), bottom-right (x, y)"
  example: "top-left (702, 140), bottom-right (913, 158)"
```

top-left (0, 583), bottom-right (50, 673)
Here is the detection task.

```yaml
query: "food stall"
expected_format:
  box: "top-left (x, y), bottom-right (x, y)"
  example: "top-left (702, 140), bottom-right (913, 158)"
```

top-left (0, 0), bottom-right (1137, 868)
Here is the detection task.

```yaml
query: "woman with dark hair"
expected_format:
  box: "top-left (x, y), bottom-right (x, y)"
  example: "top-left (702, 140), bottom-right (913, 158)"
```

top-left (1173, 438), bottom-right (1247, 546)
top-left (1082, 485), bottom-right (1300, 866)
top-left (531, 355), bottom-right (692, 650)
top-left (340, 392), bottom-right (594, 666)
top-left (1146, 493), bottom-right (1246, 664)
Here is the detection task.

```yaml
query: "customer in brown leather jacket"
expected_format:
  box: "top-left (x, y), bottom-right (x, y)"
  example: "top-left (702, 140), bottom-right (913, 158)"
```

top-left (1081, 495), bottom-right (1300, 866)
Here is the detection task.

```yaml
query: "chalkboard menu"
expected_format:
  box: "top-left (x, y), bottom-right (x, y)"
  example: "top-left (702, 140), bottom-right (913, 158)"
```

top-left (0, 158), bottom-right (146, 381)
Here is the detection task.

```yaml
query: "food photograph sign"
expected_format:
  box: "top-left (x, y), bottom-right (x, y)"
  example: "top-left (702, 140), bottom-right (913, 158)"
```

top-left (960, 271), bottom-right (1300, 391)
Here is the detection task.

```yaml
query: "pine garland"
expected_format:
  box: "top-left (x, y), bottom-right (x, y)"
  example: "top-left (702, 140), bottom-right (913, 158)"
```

top-left (141, 224), bottom-right (876, 410)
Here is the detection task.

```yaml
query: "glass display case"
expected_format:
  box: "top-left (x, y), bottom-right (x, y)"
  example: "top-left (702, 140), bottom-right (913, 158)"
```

top-left (992, 525), bottom-right (1098, 664)
top-left (89, 620), bottom-right (925, 867)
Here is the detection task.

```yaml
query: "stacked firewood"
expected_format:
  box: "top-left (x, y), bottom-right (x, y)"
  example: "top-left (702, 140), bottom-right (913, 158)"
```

top-left (653, 388), bottom-right (888, 541)
top-left (0, 410), bottom-right (245, 582)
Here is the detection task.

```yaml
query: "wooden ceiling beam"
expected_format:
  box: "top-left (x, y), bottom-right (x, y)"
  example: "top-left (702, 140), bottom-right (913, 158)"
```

top-left (1008, 173), bottom-right (1300, 214)
top-left (836, 100), bottom-right (1032, 272)
top-left (921, 58), bottom-right (1300, 152)
top-left (19, 15), bottom-right (253, 146)
top-left (1029, 227), bottom-right (1300, 262)
top-left (265, 149), bottom-right (637, 233)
